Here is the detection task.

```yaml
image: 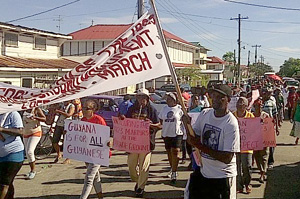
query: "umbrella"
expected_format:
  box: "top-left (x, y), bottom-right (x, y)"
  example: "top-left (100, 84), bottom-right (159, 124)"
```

top-left (268, 74), bottom-right (282, 82)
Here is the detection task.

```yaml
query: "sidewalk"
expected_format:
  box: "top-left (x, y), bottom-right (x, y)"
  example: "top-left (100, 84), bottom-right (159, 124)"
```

top-left (14, 121), bottom-right (299, 199)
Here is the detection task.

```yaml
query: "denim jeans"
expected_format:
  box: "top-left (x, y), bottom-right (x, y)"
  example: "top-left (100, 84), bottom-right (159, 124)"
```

top-left (236, 153), bottom-right (252, 190)
top-left (80, 163), bottom-right (101, 199)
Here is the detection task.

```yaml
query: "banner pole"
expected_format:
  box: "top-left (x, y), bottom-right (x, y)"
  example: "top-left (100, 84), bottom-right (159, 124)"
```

top-left (149, 0), bottom-right (196, 136)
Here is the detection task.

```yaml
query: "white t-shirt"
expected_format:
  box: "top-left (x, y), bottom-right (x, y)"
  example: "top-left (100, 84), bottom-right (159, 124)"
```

top-left (56, 103), bottom-right (75, 127)
top-left (193, 108), bottom-right (240, 178)
top-left (159, 105), bottom-right (184, 137)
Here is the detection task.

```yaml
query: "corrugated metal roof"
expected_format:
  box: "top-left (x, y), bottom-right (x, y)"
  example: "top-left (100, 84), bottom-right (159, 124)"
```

top-left (207, 56), bottom-right (225, 64)
top-left (69, 24), bottom-right (194, 46)
top-left (0, 56), bottom-right (79, 69)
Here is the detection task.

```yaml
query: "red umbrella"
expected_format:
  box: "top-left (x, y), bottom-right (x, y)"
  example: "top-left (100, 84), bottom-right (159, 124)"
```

top-left (268, 74), bottom-right (282, 82)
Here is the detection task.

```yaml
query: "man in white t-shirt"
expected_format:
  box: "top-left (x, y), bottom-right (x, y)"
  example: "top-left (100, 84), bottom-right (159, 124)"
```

top-left (186, 84), bottom-right (240, 199)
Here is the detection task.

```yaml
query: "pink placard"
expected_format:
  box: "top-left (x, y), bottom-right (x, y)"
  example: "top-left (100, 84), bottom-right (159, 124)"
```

top-left (238, 118), bottom-right (264, 151)
top-left (262, 118), bottom-right (276, 147)
top-left (112, 117), bottom-right (150, 153)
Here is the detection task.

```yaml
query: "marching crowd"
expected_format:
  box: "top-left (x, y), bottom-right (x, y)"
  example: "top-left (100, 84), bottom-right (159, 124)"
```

top-left (1, 78), bottom-right (299, 199)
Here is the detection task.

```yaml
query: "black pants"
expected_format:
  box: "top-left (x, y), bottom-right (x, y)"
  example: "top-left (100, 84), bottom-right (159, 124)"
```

top-left (182, 140), bottom-right (193, 160)
top-left (0, 161), bottom-right (23, 199)
top-left (268, 147), bottom-right (275, 166)
top-left (189, 169), bottom-right (232, 199)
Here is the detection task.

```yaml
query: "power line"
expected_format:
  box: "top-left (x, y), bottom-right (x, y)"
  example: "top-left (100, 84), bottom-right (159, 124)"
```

top-left (6, 0), bottom-right (80, 23)
top-left (224, 0), bottom-right (300, 11)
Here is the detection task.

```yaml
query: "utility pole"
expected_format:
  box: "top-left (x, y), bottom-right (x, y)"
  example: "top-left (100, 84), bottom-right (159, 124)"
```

top-left (54, 15), bottom-right (62, 33)
top-left (247, 50), bottom-right (250, 78)
top-left (138, 0), bottom-right (144, 18)
top-left (137, 0), bottom-right (145, 89)
top-left (233, 49), bottom-right (236, 84)
top-left (260, 55), bottom-right (264, 65)
top-left (231, 14), bottom-right (248, 86)
top-left (252, 45), bottom-right (261, 65)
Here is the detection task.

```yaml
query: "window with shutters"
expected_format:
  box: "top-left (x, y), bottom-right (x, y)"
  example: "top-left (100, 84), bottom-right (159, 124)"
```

top-left (34, 37), bottom-right (46, 50)
top-left (4, 32), bottom-right (18, 47)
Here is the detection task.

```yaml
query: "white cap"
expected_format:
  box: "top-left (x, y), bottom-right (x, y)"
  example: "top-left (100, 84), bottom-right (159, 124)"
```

top-left (136, 88), bottom-right (149, 97)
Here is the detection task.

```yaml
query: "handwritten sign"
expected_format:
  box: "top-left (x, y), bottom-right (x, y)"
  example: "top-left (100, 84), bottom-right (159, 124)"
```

top-left (228, 96), bottom-right (238, 112)
top-left (63, 120), bottom-right (110, 166)
top-left (248, 89), bottom-right (260, 109)
top-left (262, 118), bottom-right (276, 147)
top-left (112, 117), bottom-right (150, 153)
top-left (238, 118), bottom-right (264, 151)
top-left (238, 117), bottom-right (276, 150)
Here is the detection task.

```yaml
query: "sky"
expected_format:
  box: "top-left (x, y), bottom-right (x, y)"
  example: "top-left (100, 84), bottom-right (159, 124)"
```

top-left (1, 0), bottom-right (300, 72)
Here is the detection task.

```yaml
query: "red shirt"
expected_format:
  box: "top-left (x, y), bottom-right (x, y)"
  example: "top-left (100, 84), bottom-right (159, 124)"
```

top-left (182, 92), bottom-right (191, 100)
top-left (81, 114), bottom-right (107, 126)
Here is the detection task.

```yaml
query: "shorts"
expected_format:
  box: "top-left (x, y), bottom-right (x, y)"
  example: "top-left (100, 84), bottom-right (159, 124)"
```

top-left (52, 125), bottom-right (64, 144)
top-left (163, 135), bottom-right (183, 150)
top-left (188, 169), bottom-right (235, 199)
top-left (0, 161), bottom-right (23, 185)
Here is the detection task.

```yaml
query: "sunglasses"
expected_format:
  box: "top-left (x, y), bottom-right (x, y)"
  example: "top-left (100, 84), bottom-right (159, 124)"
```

top-left (82, 107), bottom-right (93, 110)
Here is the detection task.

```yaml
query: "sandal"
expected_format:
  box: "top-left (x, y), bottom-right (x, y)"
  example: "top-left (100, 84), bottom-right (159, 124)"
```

top-left (53, 155), bottom-right (62, 163)
top-left (62, 159), bottom-right (71, 164)
top-left (246, 185), bottom-right (252, 194)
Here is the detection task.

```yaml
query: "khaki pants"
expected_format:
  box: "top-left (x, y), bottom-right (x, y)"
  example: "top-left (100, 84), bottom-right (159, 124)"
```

top-left (127, 152), bottom-right (152, 189)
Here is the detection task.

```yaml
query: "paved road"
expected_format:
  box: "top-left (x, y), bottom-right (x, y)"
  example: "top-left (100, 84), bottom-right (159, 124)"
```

top-left (14, 121), bottom-right (300, 199)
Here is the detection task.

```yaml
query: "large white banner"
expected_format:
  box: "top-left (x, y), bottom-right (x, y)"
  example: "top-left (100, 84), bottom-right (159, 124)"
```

top-left (0, 7), bottom-right (171, 113)
top-left (63, 120), bottom-right (111, 166)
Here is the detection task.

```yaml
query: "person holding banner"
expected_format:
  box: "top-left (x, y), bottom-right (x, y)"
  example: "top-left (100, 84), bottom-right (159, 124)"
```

top-left (0, 111), bottom-right (24, 199)
top-left (125, 88), bottom-right (160, 198)
top-left (52, 100), bottom-right (75, 163)
top-left (79, 99), bottom-right (108, 199)
top-left (252, 98), bottom-right (270, 183)
top-left (233, 97), bottom-right (254, 194)
top-left (22, 107), bottom-right (46, 180)
top-left (186, 84), bottom-right (240, 199)
top-left (158, 92), bottom-right (183, 183)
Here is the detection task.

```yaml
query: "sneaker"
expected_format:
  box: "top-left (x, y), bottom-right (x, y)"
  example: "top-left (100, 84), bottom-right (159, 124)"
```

top-left (135, 188), bottom-right (144, 198)
top-left (246, 185), bottom-right (252, 194)
top-left (268, 165), bottom-right (274, 170)
top-left (168, 171), bottom-right (178, 178)
top-left (27, 171), bottom-right (36, 180)
top-left (170, 172), bottom-right (177, 183)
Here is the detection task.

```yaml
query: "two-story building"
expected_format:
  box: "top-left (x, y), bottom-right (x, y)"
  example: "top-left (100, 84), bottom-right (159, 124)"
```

top-left (61, 24), bottom-right (197, 92)
top-left (0, 22), bottom-right (79, 88)
top-left (191, 42), bottom-right (211, 70)
top-left (200, 56), bottom-right (225, 80)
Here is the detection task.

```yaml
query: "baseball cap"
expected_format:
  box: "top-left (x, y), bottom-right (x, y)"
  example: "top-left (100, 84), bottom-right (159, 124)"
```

top-left (209, 84), bottom-right (232, 98)
top-left (166, 92), bottom-right (177, 101)
top-left (136, 88), bottom-right (149, 97)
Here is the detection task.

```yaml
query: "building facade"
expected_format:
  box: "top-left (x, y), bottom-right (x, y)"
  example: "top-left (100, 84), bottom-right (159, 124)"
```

top-left (61, 24), bottom-right (197, 92)
top-left (0, 22), bottom-right (78, 88)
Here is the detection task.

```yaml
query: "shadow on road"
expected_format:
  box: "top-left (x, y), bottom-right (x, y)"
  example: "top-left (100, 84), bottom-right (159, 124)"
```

top-left (103, 189), bottom-right (184, 199)
top-left (264, 161), bottom-right (300, 199)
top-left (16, 194), bottom-right (80, 199)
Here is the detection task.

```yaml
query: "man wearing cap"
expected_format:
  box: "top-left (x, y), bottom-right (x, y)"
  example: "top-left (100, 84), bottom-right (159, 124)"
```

top-left (124, 88), bottom-right (160, 198)
top-left (187, 84), bottom-right (240, 199)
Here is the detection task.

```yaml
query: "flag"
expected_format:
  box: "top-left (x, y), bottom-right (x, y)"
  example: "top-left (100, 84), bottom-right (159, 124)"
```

top-left (0, 7), bottom-right (171, 113)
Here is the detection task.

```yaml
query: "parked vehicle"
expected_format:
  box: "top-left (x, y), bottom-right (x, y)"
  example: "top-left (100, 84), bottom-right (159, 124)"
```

top-left (82, 95), bottom-right (123, 129)
top-left (207, 80), bottom-right (223, 89)
top-left (284, 79), bottom-right (299, 89)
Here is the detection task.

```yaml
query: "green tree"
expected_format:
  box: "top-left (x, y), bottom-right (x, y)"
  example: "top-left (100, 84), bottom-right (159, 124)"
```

top-left (175, 68), bottom-right (208, 86)
top-left (278, 58), bottom-right (300, 77)
top-left (222, 51), bottom-right (234, 62)
top-left (250, 63), bottom-right (274, 77)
